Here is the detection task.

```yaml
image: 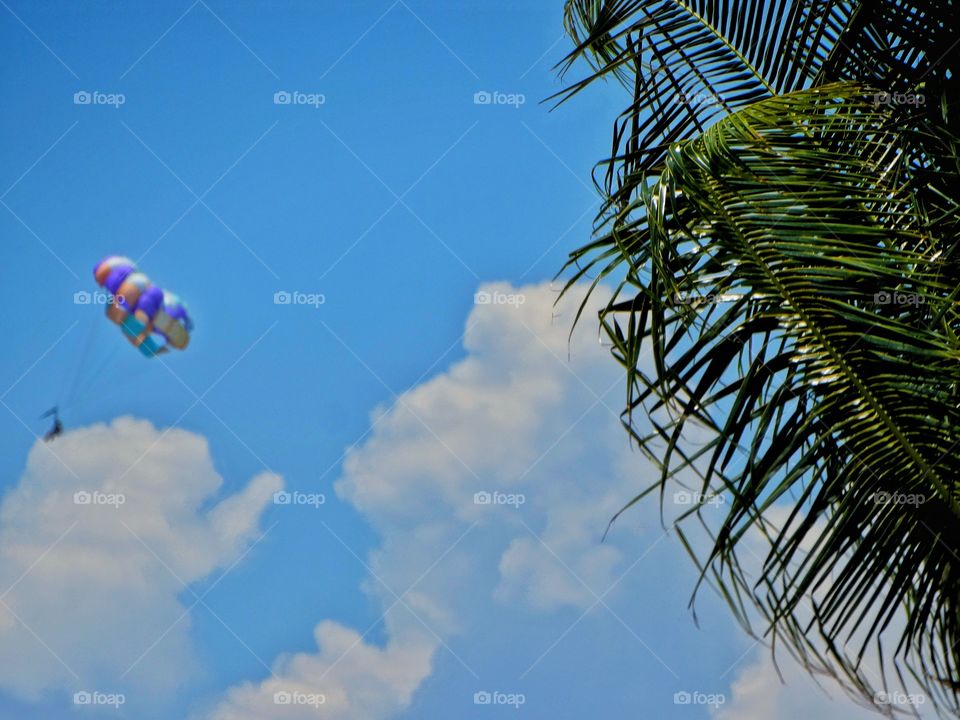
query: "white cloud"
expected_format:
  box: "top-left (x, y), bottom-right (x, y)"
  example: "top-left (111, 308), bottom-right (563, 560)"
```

top-left (338, 281), bottom-right (637, 615)
top-left (0, 417), bottom-right (280, 707)
top-left (207, 280), bottom-right (916, 720)
top-left (208, 621), bottom-right (433, 720)
top-left (715, 648), bottom-right (899, 720)
top-left (205, 281), bottom-right (734, 719)
top-left (206, 281), bottom-right (652, 718)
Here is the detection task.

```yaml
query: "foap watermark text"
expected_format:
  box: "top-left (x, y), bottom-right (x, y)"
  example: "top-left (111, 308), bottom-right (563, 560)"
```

top-left (74, 690), bottom-right (125, 707)
top-left (474, 690), bottom-right (525, 708)
top-left (474, 491), bottom-right (525, 508)
top-left (273, 490), bottom-right (326, 508)
top-left (274, 291), bottom-right (325, 308)
top-left (475, 290), bottom-right (525, 307)
top-left (674, 690), bottom-right (725, 708)
top-left (473, 90), bottom-right (525, 108)
top-left (274, 690), bottom-right (325, 707)
top-left (274, 90), bottom-right (325, 107)
top-left (74, 490), bottom-right (125, 508)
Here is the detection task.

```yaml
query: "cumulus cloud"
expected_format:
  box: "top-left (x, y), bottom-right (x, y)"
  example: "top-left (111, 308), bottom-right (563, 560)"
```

top-left (208, 621), bottom-right (433, 720)
top-left (205, 281), bottom-right (730, 719)
top-left (207, 280), bottom-right (913, 720)
top-left (206, 281), bottom-right (653, 718)
top-left (0, 417), bottom-right (280, 707)
top-left (715, 648), bottom-right (906, 720)
top-left (339, 281), bottom-right (637, 614)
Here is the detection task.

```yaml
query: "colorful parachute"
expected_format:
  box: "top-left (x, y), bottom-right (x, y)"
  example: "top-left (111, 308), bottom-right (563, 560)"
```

top-left (92, 255), bottom-right (193, 358)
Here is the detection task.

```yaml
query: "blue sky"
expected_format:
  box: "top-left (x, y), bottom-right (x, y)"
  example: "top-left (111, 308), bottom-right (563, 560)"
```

top-left (0, 2), bottom-right (920, 719)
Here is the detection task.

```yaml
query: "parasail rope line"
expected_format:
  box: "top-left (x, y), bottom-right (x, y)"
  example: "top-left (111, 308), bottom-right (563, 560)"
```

top-left (63, 347), bottom-right (120, 411)
top-left (61, 313), bottom-right (99, 408)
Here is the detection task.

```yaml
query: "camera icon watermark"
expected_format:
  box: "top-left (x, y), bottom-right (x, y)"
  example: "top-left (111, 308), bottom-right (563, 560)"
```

top-left (474, 290), bottom-right (525, 307)
top-left (273, 690), bottom-right (325, 707)
top-left (673, 690), bottom-right (725, 707)
top-left (871, 92), bottom-right (925, 108)
top-left (871, 491), bottom-right (927, 506)
top-left (74, 490), bottom-right (126, 508)
top-left (73, 690), bottom-right (125, 707)
top-left (671, 91), bottom-right (724, 108)
top-left (673, 490), bottom-right (724, 507)
top-left (473, 490), bottom-right (525, 508)
top-left (875, 690), bottom-right (926, 707)
top-left (273, 490), bottom-right (326, 508)
top-left (873, 291), bottom-right (925, 306)
top-left (74, 290), bottom-right (123, 305)
top-left (672, 290), bottom-right (743, 305)
top-left (473, 690), bottom-right (525, 707)
top-left (473, 90), bottom-right (525, 108)
top-left (74, 90), bottom-right (125, 108)
top-left (273, 90), bottom-right (326, 108)
top-left (274, 290), bottom-right (326, 308)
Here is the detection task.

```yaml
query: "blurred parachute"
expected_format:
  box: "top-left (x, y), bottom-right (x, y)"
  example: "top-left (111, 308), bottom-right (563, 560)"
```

top-left (45, 256), bottom-right (195, 430)
top-left (92, 255), bottom-right (193, 358)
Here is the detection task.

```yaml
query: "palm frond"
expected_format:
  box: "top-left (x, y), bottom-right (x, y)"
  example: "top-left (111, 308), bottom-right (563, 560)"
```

top-left (554, 0), bottom-right (856, 184)
top-left (566, 80), bottom-right (960, 714)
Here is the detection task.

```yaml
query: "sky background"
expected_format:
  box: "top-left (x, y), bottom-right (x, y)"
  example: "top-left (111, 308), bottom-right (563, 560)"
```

top-left (0, 2), bottom-right (926, 719)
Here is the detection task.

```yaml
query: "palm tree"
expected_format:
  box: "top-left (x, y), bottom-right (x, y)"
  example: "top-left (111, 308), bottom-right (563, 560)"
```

top-left (556, 0), bottom-right (960, 715)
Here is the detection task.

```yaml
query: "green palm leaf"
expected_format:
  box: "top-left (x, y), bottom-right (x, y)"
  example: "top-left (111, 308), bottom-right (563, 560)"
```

top-left (558, 0), bottom-right (960, 713)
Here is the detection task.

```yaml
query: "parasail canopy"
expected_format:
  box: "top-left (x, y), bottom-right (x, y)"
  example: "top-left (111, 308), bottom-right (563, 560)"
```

top-left (92, 255), bottom-right (193, 358)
